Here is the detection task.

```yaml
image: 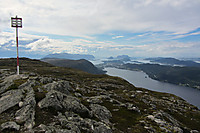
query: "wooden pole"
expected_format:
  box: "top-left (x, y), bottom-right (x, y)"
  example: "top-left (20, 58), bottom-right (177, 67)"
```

top-left (16, 25), bottom-right (19, 75)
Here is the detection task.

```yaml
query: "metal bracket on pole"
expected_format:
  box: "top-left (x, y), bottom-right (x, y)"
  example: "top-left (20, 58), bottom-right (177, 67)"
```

top-left (11, 15), bottom-right (22, 75)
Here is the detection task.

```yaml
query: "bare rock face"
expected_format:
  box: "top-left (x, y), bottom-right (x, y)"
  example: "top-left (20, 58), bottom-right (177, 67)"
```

top-left (1, 121), bottom-right (20, 132)
top-left (0, 89), bottom-right (23, 114)
top-left (43, 80), bottom-right (73, 95)
top-left (40, 77), bottom-right (53, 84)
top-left (38, 90), bottom-right (64, 110)
top-left (15, 88), bottom-right (36, 129)
top-left (38, 90), bottom-right (90, 117)
top-left (90, 104), bottom-right (112, 123)
top-left (0, 75), bottom-right (24, 94)
top-left (86, 95), bottom-right (110, 104)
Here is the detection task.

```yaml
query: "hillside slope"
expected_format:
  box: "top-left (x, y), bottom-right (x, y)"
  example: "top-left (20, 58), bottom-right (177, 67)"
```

top-left (98, 61), bottom-right (200, 89)
top-left (0, 58), bottom-right (200, 133)
top-left (41, 58), bottom-right (105, 74)
top-left (122, 63), bottom-right (200, 89)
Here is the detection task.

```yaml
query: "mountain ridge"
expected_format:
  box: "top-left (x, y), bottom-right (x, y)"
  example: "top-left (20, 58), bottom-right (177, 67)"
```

top-left (145, 57), bottom-right (200, 67)
top-left (41, 58), bottom-right (105, 74)
top-left (43, 53), bottom-right (95, 60)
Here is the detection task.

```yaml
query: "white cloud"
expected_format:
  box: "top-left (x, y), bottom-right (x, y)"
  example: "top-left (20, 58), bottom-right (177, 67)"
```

top-left (0, 0), bottom-right (199, 36)
top-left (1, 31), bottom-right (200, 58)
top-left (112, 36), bottom-right (124, 39)
top-left (128, 41), bottom-right (200, 57)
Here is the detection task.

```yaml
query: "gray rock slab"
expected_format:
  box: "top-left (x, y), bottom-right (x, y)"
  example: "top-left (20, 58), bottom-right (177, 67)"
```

top-left (1, 121), bottom-right (20, 131)
top-left (0, 89), bottom-right (23, 114)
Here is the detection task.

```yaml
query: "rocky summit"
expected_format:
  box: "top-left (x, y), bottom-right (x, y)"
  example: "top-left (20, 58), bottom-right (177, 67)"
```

top-left (0, 58), bottom-right (200, 133)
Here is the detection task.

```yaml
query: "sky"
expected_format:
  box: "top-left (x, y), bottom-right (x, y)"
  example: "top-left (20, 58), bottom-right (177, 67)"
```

top-left (0, 0), bottom-right (200, 59)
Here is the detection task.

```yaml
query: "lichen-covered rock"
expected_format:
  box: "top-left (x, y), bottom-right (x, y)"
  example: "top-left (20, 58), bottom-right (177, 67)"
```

top-left (1, 121), bottom-right (20, 131)
top-left (38, 90), bottom-right (90, 117)
top-left (65, 111), bottom-right (83, 122)
top-left (34, 124), bottom-right (81, 133)
top-left (126, 103), bottom-right (140, 112)
top-left (0, 89), bottom-right (23, 114)
top-left (40, 77), bottom-right (53, 84)
top-left (86, 95), bottom-right (110, 104)
top-left (90, 104), bottom-right (112, 122)
top-left (62, 95), bottom-right (90, 117)
top-left (146, 111), bottom-right (183, 133)
top-left (61, 112), bottom-right (112, 133)
top-left (94, 122), bottom-right (112, 133)
top-left (190, 130), bottom-right (199, 133)
top-left (0, 74), bottom-right (25, 94)
top-left (43, 80), bottom-right (73, 95)
top-left (38, 90), bottom-right (63, 110)
top-left (15, 87), bottom-right (36, 129)
top-left (19, 78), bottom-right (40, 89)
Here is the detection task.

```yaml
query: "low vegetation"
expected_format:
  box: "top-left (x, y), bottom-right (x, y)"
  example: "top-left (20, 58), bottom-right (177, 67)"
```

top-left (0, 58), bottom-right (200, 132)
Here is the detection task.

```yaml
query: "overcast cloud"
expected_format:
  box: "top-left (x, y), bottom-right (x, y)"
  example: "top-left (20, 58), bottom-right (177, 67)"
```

top-left (1, 0), bottom-right (200, 35)
top-left (0, 0), bottom-right (200, 58)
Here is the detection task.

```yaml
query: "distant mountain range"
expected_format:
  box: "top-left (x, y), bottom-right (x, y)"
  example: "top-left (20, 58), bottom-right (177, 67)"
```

top-left (107, 55), bottom-right (131, 61)
top-left (145, 57), bottom-right (200, 67)
top-left (98, 57), bottom-right (200, 89)
top-left (41, 58), bottom-right (105, 74)
top-left (43, 53), bottom-right (95, 60)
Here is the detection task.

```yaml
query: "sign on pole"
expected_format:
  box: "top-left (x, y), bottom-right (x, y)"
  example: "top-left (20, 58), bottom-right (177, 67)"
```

top-left (11, 15), bottom-right (22, 75)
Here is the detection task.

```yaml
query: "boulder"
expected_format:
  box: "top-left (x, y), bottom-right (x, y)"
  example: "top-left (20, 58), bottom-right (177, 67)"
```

top-left (38, 90), bottom-right (90, 117)
top-left (62, 95), bottom-right (90, 117)
top-left (94, 122), bottom-right (112, 133)
top-left (90, 104), bottom-right (112, 122)
top-left (126, 103), bottom-right (140, 112)
top-left (43, 80), bottom-right (73, 95)
top-left (38, 90), bottom-right (63, 110)
top-left (86, 95), bottom-right (110, 104)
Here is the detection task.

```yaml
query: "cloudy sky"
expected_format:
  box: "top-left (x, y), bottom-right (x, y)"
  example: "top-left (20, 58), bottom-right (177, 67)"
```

top-left (0, 0), bottom-right (200, 58)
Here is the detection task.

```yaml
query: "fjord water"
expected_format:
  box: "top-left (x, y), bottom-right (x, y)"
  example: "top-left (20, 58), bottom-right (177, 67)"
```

top-left (105, 67), bottom-right (200, 109)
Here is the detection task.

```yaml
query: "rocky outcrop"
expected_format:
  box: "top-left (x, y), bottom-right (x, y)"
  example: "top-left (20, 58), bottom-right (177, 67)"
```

top-left (86, 95), bottom-right (110, 104)
top-left (0, 89), bottom-right (23, 114)
top-left (0, 65), bottom-right (200, 133)
top-left (43, 80), bottom-right (73, 94)
top-left (15, 87), bottom-right (36, 129)
top-left (0, 74), bottom-right (24, 94)
top-left (1, 121), bottom-right (20, 132)
top-left (38, 90), bottom-right (64, 110)
top-left (145, 111), bottom-right (183, 133)
top-left (38, 90), bottom-right (90, 117)
top-left (90, 104), bottom-right (112, 123)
